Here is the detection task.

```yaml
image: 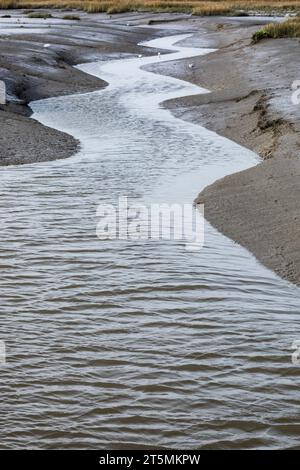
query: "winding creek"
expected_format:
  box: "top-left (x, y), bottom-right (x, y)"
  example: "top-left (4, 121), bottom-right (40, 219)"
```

top-left (0, 34), bottom-right (300, 449)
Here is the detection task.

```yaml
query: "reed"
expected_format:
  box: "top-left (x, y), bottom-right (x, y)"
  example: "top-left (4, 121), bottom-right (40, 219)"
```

top-left (0, 1), bottom-right (299, 16)
top-left (253, 16), bottom-right (300, 41)
top-left (62, 13), bottom-right (81, 18)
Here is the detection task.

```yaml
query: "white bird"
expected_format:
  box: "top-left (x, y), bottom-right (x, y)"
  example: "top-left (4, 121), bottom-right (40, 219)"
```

top-left (138, 54), bottom-right (142, 58)
top-left (158, 52), bottom-right (161, 58)
top-left (188, 63), bottom-right (194, 69)
top-left (126, 23), bottom-right (130, 26)
top-left (43, 43), bottom-right (51, 48)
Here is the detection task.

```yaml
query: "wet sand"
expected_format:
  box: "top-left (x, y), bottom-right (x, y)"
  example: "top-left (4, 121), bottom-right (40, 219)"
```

top-left (1, 11), bottom-right (299, 285)
top-left (154, 17), bottom-right (300, 286)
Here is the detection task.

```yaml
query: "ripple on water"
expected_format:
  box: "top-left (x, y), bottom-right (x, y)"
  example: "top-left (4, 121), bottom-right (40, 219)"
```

top-left (0, 34), bottom-right (299, 450)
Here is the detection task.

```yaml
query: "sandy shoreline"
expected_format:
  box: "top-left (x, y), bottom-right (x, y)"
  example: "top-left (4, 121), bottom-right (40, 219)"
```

top-left (1, 10), bottom-right (299, 286)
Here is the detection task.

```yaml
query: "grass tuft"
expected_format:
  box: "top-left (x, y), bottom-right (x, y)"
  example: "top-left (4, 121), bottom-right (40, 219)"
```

top-left (27, 11), bottom-right (52, 18)
top-left (253, 16), bottom-right (300, 41)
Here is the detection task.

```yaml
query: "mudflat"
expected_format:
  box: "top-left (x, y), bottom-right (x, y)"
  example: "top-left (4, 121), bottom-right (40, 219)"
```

top-left (152, 16), bottom-right (300, 286)
top-left (0, 10), bottom-right (163, 165)
top-left (1, 11), bottom-right (299, 287)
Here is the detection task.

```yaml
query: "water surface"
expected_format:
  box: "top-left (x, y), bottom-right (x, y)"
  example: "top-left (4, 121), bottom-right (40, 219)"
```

top-left (0, 34), bottom-right (300, 450)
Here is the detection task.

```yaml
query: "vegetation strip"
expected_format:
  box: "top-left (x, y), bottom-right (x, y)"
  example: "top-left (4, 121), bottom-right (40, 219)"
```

top-left (0, 1), bottom-right (300, 16)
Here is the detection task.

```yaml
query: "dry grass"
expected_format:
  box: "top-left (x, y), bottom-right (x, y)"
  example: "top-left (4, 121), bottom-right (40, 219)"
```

top-left (253, 15), bottom-right (300, 40)
top-left (193, 3), bottom-right (234, 15)
top-left (0, 1), bottom-right (299, 16)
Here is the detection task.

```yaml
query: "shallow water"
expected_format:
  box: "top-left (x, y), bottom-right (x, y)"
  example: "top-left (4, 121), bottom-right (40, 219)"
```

top-left (0, 34), bottom-right (300, 450)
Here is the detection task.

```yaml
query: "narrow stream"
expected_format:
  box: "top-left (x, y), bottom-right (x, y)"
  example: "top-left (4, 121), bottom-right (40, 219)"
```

top-left (0, 34), bottom-right (299, 449)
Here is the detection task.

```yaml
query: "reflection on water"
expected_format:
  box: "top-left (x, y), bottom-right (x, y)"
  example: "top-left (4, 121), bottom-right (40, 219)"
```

top-left (0, 34), bottom-right (300, 450)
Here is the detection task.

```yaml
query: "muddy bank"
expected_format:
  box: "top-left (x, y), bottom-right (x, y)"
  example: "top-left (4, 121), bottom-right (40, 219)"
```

top-left (149, 16), bottom-right (300, 286)
top-left (1, 11), bottom-right (299, 286)
top-left (0, 10), bottom-right (166, 165)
